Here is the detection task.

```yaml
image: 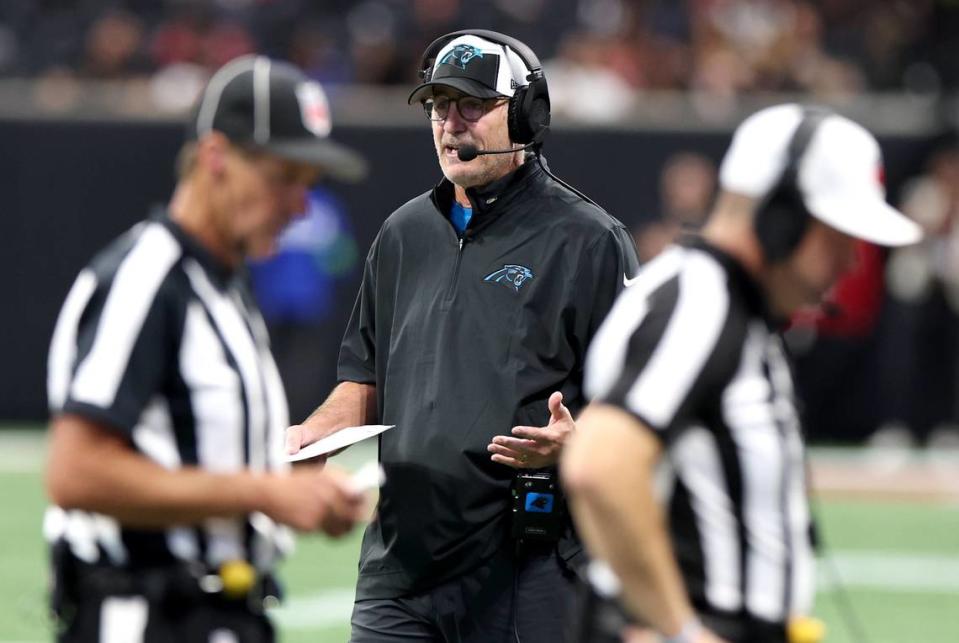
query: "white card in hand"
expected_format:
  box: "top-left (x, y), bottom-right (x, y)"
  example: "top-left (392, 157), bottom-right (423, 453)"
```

top-left (286, 424), bottom-right (394, 462)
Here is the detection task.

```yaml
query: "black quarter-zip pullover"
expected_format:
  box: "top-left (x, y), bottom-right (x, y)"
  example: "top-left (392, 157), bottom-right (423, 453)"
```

top-left (339, 157), bottom-right (640, 598)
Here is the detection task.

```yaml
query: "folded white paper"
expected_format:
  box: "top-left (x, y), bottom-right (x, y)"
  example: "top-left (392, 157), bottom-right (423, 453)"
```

top-left (285, 424), bottom-right (394, 462)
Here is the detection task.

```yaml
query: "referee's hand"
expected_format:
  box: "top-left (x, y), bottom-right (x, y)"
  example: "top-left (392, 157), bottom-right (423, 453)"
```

top-left (261, 466), bottom-right (366, 536)
top-left (487, 391), bottom-right (575, 468)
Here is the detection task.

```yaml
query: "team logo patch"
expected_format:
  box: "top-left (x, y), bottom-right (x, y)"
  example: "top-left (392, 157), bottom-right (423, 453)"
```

top-left (525, 492), bottom-right (554, 513)
top-left (440, 44), bottom-right (484, 70)
top-left (484, 264), bottom-right (534, 292)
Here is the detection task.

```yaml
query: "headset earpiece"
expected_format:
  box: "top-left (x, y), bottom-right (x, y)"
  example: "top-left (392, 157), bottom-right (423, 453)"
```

top-left (507, 71), bottom-right (550, 145)
top-left (507, 86), bottom-right (527, 142)
top-left (754, 107), bottom-right (831, 263)
top-left (754, 181), bottom-right (811, 263)
top-left (418, 55), bottom-right (434, 82)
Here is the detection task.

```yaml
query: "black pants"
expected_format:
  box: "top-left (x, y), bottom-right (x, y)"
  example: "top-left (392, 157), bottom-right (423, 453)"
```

top-left (350, 545), bottom-right (577, 643)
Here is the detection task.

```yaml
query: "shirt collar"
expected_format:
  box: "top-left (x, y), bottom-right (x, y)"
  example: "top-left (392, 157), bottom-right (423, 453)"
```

top-left (430, 155), bottom-right (546, 230)
top-left (155, 212), bottom-right (238, 288)
top-left (683, 235), bottom-right (777, 325)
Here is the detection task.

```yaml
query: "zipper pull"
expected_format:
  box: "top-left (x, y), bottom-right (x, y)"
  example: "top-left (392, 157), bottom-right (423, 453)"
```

top-left (459, 238), bottom-right (464, 251)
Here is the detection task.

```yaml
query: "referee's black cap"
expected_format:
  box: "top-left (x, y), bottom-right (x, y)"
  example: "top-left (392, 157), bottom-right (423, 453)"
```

top-left (190, 55), bottom-right (367, 182)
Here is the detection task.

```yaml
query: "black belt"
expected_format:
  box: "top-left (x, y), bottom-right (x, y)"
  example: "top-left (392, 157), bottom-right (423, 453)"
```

top-left (69, 560), bottom-right (281, 615)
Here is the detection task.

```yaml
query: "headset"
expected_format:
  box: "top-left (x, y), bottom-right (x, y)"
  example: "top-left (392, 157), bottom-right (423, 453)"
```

top-left (754, 106), bottom-right (833, 263)
top-left (417, 29), bottom-right (551, 147)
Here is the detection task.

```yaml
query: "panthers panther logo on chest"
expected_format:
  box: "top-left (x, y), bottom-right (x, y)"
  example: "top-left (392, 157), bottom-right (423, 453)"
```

top-left (484, 264), bottom-right (534, 293)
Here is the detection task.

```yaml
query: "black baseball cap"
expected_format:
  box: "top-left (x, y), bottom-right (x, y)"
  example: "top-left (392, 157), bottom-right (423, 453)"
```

top-left (192, 55), bottom-right (367, 182)
top-left (408, 34), bottom-right (531, 104)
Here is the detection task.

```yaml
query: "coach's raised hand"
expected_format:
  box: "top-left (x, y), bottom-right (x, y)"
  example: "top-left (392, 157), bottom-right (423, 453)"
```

top-left (488, 391), bottom-right (575, 468)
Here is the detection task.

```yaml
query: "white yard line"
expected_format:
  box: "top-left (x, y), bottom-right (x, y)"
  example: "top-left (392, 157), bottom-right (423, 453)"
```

top-left (0, 429), bottom-right (46, 473)
top-left (270, 552), bottom-right (959, 629)
top-left (818, 551), bottom-right (959, 593)
top-left (270, 587), bottom-right (356, 629)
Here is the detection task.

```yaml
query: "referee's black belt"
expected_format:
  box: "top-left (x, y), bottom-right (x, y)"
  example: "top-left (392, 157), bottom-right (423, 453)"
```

top-left (68, 560), bottom-right (280, 614)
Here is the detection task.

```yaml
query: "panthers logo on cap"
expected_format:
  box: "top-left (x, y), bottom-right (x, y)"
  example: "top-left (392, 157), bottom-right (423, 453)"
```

top-left (439, 44), bottom-right (484, 70)
top-left (484, 264), bottom-right (534, 292)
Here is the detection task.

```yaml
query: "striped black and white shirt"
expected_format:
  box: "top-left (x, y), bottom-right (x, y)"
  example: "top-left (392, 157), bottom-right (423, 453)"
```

top-left (45, 215), bottom-right (292, 573)
top-left (585, 240), bottom-right (814, 626)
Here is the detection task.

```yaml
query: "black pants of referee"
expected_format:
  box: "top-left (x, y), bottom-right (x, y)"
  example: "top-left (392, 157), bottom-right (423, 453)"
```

top-left (350, 544), bottom-right (578, 643)
top-left (57, 594), bottom-right (273, 643)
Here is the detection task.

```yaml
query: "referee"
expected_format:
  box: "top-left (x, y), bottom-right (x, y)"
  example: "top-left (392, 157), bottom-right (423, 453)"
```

top-left (44, 56), bottom-right (367, 643)
top-left (562, 105), bottom-right (922, 643)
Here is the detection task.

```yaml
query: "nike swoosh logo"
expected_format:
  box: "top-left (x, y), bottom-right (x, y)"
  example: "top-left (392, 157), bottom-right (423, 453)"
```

top-left (624, 273), bottom-right (640, 287)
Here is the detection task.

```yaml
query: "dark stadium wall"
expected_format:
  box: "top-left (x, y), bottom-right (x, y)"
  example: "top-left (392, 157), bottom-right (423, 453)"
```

top-left (0, 119), bottom-right (932, 433)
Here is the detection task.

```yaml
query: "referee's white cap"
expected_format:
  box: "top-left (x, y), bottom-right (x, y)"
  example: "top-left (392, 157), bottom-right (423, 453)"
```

top-left (719, 103), bottom-right (922, 247)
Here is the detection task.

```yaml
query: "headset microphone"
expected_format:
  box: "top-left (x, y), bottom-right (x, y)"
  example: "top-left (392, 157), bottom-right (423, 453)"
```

top-left (457, 142), bottom-right (537, 162)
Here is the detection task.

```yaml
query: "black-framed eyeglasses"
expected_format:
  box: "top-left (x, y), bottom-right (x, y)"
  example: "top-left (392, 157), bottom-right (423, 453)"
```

top-left (422, 95), bottom-right (507, 122)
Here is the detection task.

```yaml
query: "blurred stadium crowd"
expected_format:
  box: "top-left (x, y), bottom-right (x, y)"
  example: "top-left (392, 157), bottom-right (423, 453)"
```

top-left (3, 1), bottom-right (959, 448)
top-left (2, 0), bottom-right (958, 119)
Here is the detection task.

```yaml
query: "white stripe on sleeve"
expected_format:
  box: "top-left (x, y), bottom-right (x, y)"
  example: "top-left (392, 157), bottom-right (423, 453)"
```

top-left (48, 269), bottom-right (98, 411)
top-left (626, 251), bottom-right (729, 428)
top-left (585, 247), bottom-right (684, 401)
top-left (71, 224), bottom-right (181, 408)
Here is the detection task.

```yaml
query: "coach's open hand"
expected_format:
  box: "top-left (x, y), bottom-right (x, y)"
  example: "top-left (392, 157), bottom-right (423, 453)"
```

top-left (488, 391), bottom-right (574, 468)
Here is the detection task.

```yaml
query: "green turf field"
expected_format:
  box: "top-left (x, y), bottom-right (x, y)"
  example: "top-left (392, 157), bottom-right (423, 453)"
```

top-left (2, 428), bottom-right (957, 642)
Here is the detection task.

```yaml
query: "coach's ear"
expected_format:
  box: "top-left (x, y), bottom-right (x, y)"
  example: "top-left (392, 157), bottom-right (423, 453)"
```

top-left (196, 131), bottom-right (230, 179)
